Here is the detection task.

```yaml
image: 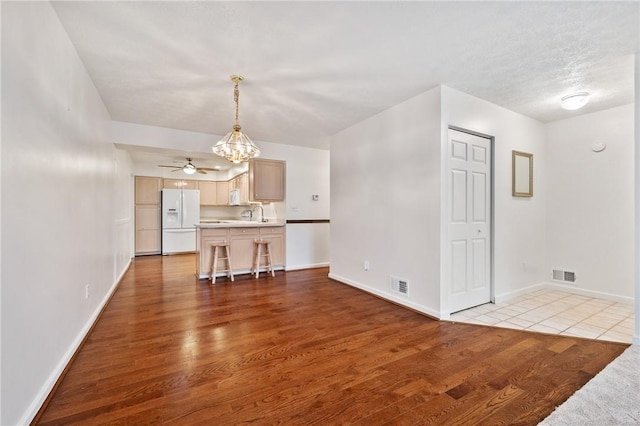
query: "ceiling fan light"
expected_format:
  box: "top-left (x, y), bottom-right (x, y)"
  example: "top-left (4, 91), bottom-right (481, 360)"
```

top-left (560, 92), bottom-right (589, 110)
top-left (183, 163), bottom-right (197, 175)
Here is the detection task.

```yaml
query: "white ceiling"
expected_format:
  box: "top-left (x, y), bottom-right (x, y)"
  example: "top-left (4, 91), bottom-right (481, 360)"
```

top-left (52, 1), bottom-right (639, 155)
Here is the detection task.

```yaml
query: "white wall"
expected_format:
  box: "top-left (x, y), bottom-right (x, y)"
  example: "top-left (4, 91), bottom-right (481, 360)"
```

top-left (441, 86), bottom-right (548, 308)
top-left (329, 85), bottom-right (549, 318)
top-left (1, 3), bottom-right (133, 424)
top-left (545, 104), bottom-right (635, 301)
top-left (330, 86), bottom-right (443, 317)
top-left (253, 141), bottom-right (330, 269)
top-left (112, 121), bottom-right (330, 269)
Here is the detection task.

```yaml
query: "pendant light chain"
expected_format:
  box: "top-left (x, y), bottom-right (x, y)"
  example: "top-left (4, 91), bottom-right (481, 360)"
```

top-left (234, 82), bottom-right (240, 126)
top-left (212, 74), bottom-right (260, 164)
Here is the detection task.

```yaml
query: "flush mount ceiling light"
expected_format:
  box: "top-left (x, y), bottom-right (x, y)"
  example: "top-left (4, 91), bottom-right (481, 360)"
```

top-left (560, 92), bottom-right (590, 110)
top-left (212, 75), bottom-right (260, 164)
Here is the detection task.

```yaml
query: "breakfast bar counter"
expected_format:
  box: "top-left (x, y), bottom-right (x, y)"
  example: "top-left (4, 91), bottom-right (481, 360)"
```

top-left (195, 221), bottom-right (286, 279)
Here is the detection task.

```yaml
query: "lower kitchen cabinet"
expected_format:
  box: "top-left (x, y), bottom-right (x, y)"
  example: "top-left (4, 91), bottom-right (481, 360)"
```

top-left (259, 226), bottom-right (285, 267)
top-left (195, 225), bottom-right (286, 279)
top-left (135, 204), bottom-right (161, 254)
top-left (195, 228), bottom-right (229, 277)
top-left (136, 229), bottom-right (161, 254)
top-left (229, 227), bottom-right (259, 270)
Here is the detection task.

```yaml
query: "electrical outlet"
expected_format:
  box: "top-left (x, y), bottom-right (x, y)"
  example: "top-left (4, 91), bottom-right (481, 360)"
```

top-left (85, 284), bottom-right (90, 299)
top-left (364, 260), bottom-right (370, 271)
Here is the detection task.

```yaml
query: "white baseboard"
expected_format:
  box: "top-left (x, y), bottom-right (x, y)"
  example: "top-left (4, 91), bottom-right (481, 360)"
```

top-left (285, 262), bottom-right (329, 271)
top-left (494, 282), bottom-right (547, 304)
top-left (20, 258), bottom-right (132, 425)
top-left (328, 273), bottom-right (442, 319)
top-left (542, 281), bottom-right (634, 304)
top-left (495, 281), bottom-right (634, 305)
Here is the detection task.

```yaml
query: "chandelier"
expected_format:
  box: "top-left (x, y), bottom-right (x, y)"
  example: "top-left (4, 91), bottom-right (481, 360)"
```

top-left (212, 75), bottom-right (260, 163)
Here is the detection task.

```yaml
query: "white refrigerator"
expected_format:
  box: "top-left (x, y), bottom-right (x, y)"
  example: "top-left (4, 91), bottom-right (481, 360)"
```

top-left (162, 189), bottom-right (200, 255)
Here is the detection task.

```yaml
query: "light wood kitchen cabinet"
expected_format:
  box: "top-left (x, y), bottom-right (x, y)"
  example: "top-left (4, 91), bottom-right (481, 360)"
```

top-left (134, 176), bottom-right (163, 255)
top-left (135, 205), bottom-right (161, 254)
top-left (198, 180), bottom-right (231, 206)
top-left (135, 176), bottom-right (162, 205)
top-left (229, 227), bottom-right (259, 270)
top-left (196, 228), bottom-right (229, 278)
top-left (233, 173), bottom-right (249, 205)
top-left (198, 181), bottom-right (218, 205)
top-left (196, 225), bottom-right (286, 278)
top-left (259, 226), bottom-right (285, 267)
top-left (249, 159), bottom-right (285, 202)
top-left (216, 181), bottom-right (229, 205)
top-left (164, 179), bottom-right (198, 189)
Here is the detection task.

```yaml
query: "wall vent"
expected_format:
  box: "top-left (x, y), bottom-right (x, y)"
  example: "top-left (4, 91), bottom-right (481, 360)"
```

top-left (552, 269), bottom-right (576, 283)
top-left (390, 276), bottom-right (409, 297)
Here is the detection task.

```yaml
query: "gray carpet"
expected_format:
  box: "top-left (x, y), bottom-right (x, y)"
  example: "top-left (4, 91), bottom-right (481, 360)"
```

top-left (539, 345), bottom-right (640, 425)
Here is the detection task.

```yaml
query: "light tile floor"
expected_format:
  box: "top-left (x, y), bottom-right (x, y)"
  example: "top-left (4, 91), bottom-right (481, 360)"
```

top-left (450, 289), bottom-right (635, 343)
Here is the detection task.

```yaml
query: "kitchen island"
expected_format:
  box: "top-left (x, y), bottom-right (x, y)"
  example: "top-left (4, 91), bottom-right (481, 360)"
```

top-left (195, 220), bottom-right (286, 279)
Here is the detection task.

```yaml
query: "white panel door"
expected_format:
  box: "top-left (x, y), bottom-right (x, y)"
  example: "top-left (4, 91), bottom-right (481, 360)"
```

top-left (447, 129), bottom-right (492, 313)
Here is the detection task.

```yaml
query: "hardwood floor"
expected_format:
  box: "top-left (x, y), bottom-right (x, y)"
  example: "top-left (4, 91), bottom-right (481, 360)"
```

top-left (36, 254), bottom-right (628, 425)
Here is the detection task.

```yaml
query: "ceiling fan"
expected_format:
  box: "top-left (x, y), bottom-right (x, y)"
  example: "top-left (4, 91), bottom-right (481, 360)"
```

top-left (158, 158), bottom-right (220, 175)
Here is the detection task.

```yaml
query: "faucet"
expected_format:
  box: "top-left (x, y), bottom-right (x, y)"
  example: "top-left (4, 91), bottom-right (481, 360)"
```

top-left (241, 209), bottom-right (252, 221)
top-left (254, 205), bottom-right (266, 222)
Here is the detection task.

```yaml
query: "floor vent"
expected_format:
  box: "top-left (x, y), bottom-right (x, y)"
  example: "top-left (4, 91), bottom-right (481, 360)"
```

top-left (552, 269), bottom-right (576, 283)
top-left (390, 276), bottom-right (409, 297)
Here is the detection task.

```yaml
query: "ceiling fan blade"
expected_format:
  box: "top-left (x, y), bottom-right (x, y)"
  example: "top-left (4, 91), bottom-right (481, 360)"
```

top-left (197, 167), bottom-right (220, 172)
top-left (197, 170), bottom-right (207, 174)
top-left (158, 165), bottom-right (181, 169)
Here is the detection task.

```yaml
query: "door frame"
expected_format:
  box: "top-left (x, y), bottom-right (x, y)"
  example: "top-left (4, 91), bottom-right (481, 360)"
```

top-left (441, 125), bottom-right (495, 318)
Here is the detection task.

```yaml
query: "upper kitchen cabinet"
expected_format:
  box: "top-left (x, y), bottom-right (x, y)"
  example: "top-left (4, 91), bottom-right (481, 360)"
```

top-left (163, 179), bottom-right (198, 190)
top-left (249, 159), bottom-right (286, 202)
top-left (135, 176), bottom-right (163, 205)
top-left (216, 181), bottom-right (229, 205)
top-left (231, 172), bottom-right (249, 205)
top-left (199, 181), bottom-right (230, 206)
top-left (198, 181), bottom-right (218, 205)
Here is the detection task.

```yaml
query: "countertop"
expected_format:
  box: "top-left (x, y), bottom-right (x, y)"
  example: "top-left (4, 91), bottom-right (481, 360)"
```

top-left (196, 220), bottom-right (286, 229)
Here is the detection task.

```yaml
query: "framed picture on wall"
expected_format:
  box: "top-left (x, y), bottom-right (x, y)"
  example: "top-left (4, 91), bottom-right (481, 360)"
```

top-left (512, 150), bottom-right (533, 197)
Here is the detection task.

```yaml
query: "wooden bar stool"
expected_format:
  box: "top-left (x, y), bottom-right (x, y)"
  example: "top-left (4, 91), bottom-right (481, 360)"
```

top-left (252, 239), bottom-right (274, 279)
top-left (210, 242), bottom-right (234, 283)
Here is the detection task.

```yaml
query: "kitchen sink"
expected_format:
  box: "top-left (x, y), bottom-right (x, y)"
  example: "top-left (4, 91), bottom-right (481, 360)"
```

top-left (200, 219), bottom-right (256, 224)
